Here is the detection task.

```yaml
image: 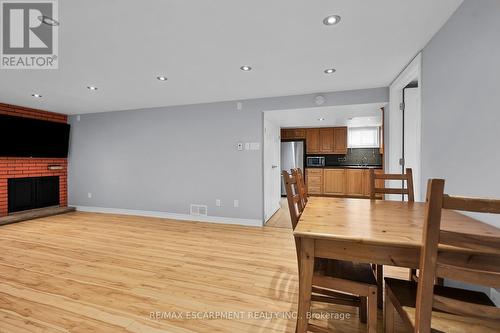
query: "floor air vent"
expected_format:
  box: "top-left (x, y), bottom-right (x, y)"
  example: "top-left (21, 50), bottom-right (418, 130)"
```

top-left (190, 204), bottom-right (208, 216)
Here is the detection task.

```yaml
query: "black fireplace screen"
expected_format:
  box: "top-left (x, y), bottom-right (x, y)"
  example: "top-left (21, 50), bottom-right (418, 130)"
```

top-left (8, 176), bottom-right (60, 213)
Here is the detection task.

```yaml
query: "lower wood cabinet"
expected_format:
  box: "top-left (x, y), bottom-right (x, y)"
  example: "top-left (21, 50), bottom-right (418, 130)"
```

top-left (323, 169), bottom-right (346, 195)
top-left (306, 168), bottom-right (323, 195)
top-left (306, 168), bottom-right (384, 198)
top-left (346, 169), bottom-right (365, 196)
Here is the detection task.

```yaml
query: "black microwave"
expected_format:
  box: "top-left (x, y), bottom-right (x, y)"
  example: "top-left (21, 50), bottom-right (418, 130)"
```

top-left (306, 156), bottom-right (325, 167)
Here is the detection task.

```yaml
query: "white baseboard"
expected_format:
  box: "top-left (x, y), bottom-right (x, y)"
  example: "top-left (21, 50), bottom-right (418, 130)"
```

top-left (72, 205), bottom-right (263, 227)
top-left (491, 288), bottom-right (500, 307)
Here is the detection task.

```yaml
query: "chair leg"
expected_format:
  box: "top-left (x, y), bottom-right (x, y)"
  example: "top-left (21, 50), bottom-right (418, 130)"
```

top-left (359, 297), bottom-right (367, 323)
top-left (367, 286), bottom-right (378, 333)
top-left (384, 287), bottom-right (395, 333)
top-left (376, 264), bottom-right (383, 309)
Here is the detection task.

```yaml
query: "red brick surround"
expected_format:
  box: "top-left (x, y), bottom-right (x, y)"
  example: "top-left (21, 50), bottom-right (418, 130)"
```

top-left (0, 103), bottom-right (68, 216)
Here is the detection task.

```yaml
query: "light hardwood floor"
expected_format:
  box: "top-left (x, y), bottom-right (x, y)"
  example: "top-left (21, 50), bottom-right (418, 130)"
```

top-left (265, 198), bottom-right (292, 229)
top-left (0, 211), bottom-right (407, 332)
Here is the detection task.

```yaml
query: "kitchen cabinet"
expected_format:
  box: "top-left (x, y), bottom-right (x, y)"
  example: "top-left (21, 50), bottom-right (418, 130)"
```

top-left (306, 167), bottom-right (383, 198)
top-left (281, 128), bottom-right (306, 140)
top-left (306, 129), bottom-right (320, 153)
top-left (319, 128), bottom-right (334, 153)
top-left (304, 127), bottom-right (347, 154)
top-left (333, 127), bottom-right (348, 154)
top-left (346, 169), bottom-right (365, 196)
top-left (306, 168), bottom-right (323, 195)
top-left (323, 169), bottom-right (346, 195)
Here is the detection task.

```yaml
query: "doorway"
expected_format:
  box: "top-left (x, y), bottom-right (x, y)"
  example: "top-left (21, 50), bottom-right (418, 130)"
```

top-left (388, 54), bottom-right (422, 201)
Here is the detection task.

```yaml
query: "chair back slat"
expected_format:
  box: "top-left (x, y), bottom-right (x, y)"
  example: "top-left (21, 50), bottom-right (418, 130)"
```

top-left (443, 195), bottom-right (500, 214)
top-left (437, 252), bottom-right (500, 276)
top-left (373, 188), bottom-right (409, 195)
top-left (282, 170), bottom-right (303, 230)
top-left (432, 295), bottom-right (500, 321)
top-left (369, 168), bottom-right (414, 202)
top-left (436, 263), bottom-right (500, 288)
top-left (439, 230), bottom-right (500, 255)
top-left (291, 168), bottom-right (308, 209)
top-left (414, 179), bottom-right (500, 332)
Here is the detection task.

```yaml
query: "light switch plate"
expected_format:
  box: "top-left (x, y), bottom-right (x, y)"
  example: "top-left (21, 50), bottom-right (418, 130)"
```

top-left (237, 143), bottom-right (243, 151)
top-left (250, 142), bottom-right (260, 150)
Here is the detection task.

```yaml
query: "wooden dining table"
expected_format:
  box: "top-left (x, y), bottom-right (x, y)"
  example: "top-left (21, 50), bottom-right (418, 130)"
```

top-left (293, 196), bottom-right (500, 333)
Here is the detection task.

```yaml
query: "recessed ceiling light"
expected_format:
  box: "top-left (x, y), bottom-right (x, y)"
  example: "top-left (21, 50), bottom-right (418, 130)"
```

top-left (318, 118), bottom-right (325, 121)
top-left (324, 68), bottom-right (336, 74)
top-left (240, 66), bottom-right (252, 71)
top-left (157, 76), bottom-right (167, 81)
top-left (31, 93), bottom-right (42, 98)
top-left (38, 15), bottom-right (59, 26)
top-left (323, 15), bottom-right (341, 26)
top-left (87, 86), bottom-right (98, 91)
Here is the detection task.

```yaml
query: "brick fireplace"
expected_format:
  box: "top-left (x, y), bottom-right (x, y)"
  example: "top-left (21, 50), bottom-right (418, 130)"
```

top-left (0, 103), bottom-right (68, 217)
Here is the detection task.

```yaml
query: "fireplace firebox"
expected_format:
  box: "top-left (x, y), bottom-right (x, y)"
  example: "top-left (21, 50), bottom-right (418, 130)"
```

top-left (8, 176), bottom-right (60, 213)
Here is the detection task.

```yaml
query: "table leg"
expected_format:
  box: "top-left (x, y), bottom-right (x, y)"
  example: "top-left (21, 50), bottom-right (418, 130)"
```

top-left (296, 237), bottom-right (314, 333)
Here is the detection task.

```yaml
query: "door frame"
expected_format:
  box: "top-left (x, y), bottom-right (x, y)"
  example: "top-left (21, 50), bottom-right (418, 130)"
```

top-left (262, 115), bottom-right (281, 224)
top-left (387, 53), bottom-right (422, 201)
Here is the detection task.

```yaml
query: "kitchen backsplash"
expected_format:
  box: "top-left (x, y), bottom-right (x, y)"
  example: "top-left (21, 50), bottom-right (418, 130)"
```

top-left (309, 148), bottom-right (382, 166)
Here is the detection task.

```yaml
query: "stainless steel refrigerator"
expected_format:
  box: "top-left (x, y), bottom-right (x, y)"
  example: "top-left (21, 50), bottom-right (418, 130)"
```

top-left (281, 140), bottom-right (304, 196)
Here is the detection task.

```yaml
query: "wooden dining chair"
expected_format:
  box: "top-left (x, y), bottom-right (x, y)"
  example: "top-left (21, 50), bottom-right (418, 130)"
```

top-left (283, 170), bottom-right (379, 332)
top-left (384, 178), bottom-right (500, 333)
top-left (369, 168), bottom-right (416, 307)
top-left (369, 167), bottom-right (414, 202)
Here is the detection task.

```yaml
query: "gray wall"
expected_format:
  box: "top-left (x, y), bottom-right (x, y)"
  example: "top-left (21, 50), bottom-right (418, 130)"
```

top-left (421, 0), bottom-right (500, 228)
top-left (68, 88), bottom-right (388, 222)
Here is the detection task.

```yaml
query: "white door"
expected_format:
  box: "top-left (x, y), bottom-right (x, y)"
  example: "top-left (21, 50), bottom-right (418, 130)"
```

top-left (263, 118), bottom-right (281, 222)
top-left (403, 87), bottom-right (421, 201)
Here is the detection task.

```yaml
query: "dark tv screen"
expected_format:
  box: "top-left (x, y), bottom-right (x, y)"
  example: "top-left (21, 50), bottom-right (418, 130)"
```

top-left (0, 114), bottom-right (70, 158)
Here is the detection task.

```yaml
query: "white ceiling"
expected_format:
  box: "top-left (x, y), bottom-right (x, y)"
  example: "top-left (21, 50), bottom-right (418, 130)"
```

top-left (0, 0), bottom-right (463, 114)
top-left (265, 103), bottom-right (384, 128)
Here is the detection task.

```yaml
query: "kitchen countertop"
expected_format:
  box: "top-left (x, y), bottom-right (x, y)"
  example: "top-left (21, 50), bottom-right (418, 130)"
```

top-left (307, 165), bottom-right (383, 169)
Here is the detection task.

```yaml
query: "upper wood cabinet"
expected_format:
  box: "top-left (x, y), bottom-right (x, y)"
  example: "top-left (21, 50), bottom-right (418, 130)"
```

top-left (303, 127), bottom-right (347, 154)
top-left (333, 127), bottom-right (348, 154)
top-left (319, 128), bottom-right (334, 153)
top-left (281, 128), bottom-right (306, 140)
top-left (323, 169), bottom-right (346, 195)
top-left (306, 129), bottom-right (320, 153)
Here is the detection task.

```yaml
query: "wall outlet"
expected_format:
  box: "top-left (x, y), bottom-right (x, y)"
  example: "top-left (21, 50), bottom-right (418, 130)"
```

top-left (245, 143), bottom-right (250, 150)
top-left (215, 199), bottom-right (221, 207)
top-left (190, 204), bottom-right (208, 216)
top-left (236, 102), bottom-right (243, 110)
top-left (233, 199), bottom-right (239, 208)
top-left (87, 192), bottom-right (92, 199)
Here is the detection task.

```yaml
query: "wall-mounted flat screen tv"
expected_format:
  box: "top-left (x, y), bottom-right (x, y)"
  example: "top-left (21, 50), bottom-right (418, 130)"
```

top-left (0, 114), bottom-right (70, 158)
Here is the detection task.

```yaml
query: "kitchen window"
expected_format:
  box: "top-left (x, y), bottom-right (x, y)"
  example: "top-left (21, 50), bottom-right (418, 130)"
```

top-left (348, 126), bottom-right (380, 148)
